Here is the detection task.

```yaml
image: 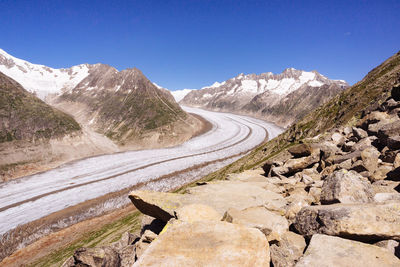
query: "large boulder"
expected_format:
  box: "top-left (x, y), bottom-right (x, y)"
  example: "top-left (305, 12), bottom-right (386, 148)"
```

top-left (129, 181), bottom-right (287, 222)
top-left (270, 231), bottom-right (306, 267)
top-left (320, 169), bottom-right (373, 204)
top-left (133, 220), bottom-right (270, 266)
top-left (295, 234), bottom-right (400, 267)
top-left (288, 144), bottom-right (312, 158)
top-left (294, 202), bottom-right (400, 240)
top-left (222, 206), bottom-right (289, 239)
top-left (280, 149), bottom-right (320, 176)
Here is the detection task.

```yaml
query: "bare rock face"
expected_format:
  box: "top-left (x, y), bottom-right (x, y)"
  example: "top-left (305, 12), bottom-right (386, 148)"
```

top-left (294, 202), bottom-right (400, 240)
top-left (133, 220), bottom-right (270, 267)
top-left (270, 231), bottom-right (306, 267)
top-left (222, 206), bottom-right (289, 240)
top-left (295, 234), bottom-right (400, 267)
top-left (320, 169), bottom-right (374, 204)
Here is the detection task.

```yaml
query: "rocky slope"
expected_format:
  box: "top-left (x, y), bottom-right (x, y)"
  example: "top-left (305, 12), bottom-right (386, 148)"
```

top-left (54, 64), bottom-right (202, 148)
top-left (62, 52), bottom-right (400, 266)
top-left (180, 69), bottom-right (348, 127)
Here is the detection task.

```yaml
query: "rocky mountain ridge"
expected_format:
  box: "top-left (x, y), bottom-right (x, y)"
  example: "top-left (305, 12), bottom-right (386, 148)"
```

top-left (54, 64), bottom-right (202, 147)
top-left (0, 49), bottom-right (93, 100)
top-left (180, 68), bottom-right (348, 127)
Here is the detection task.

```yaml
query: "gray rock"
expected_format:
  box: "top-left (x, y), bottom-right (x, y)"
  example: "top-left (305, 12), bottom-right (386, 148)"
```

top-left (353, 127), bottom-right (368, 140)
top-left (73, 247), bottom-right (120, 267)
top-left (331, 132), bottom-right (345, 146)
top-left (374, 192), bottom-right (400, 202)
top-left (270, 231), bottom-right (306, 267)
top-left (321, 169), bottom-right (373, 204)
top-left (288, 144), bottom-right (312, 158)
top-left (361, 146), bottom-right (380, 173)
top-left (294, 202), bottom-right (400, 240)
top-left (295, 234), bottom-right (400, 267)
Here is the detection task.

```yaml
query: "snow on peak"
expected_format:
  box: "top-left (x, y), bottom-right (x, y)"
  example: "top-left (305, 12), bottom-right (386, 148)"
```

top-left (170, 89), bottom-right (194, 102)
top-left (0, 48), bottom-right (90, 99)
top-left (201, 81), bottom-right (226, 89)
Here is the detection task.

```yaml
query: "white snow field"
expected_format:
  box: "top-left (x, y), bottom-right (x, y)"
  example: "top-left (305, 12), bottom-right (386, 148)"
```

top-left (0, 107), bottom-right (283, 235)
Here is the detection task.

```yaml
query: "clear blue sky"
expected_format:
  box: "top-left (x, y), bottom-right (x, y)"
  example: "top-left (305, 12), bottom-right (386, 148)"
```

top-left (0, 0), bottom-right (399, 90)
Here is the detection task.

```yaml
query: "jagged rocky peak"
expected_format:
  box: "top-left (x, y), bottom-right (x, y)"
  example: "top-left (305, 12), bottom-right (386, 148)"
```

top-left (180, 67), bottom-right (348, 127)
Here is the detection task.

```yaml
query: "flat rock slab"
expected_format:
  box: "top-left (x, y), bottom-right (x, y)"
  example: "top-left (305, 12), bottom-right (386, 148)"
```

top-left (133, 220), bottom-right (270, 267)
top-left (129, 181), bottom-right (287, 222)
top-left (294, 202), bottom-right (400, 240)
top-left (295, 234), bottom-right (400, 267)
top-left (222, 206), bottom-right (289, 238)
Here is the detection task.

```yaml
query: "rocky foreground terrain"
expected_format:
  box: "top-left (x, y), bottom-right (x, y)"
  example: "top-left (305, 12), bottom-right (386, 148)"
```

top-left (62, 84), bottom-right (400, 267)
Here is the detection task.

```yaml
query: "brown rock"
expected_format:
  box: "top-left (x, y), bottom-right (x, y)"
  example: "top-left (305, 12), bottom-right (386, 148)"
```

top-left (374, 240), bottom-right (400, 257)
top-left (288, 144), bottom-right (312, 158)
top-left (223, 206), bottom-right (289, 239)
top-left (73, 247), bottom-right (120, 267)
top-left (133, 220), bottom-right (271, 266)
top-left (129, 181), bottom-right (287, 222)
top-left (361, 146), bottom-right (380, 173)
top-left (294, 202), bottom-right (400, 240)
top-left (119, 245), bottom-right (136, 267)
top-left (320, 169), bottom-right (373, 204)
top-left (296, 234), bottom-right (400, 267)
top-left (270, 231), bottom-right (306, 267)
top-left (175, 204), bottom-right (221, 222)
top-left (371, 163), bottom-right (394, 182)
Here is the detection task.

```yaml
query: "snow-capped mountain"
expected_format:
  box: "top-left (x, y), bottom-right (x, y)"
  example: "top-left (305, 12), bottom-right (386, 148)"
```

top-left (171, 89), bottom-right (194, 102)
top-left (180, 68), bottom-right (348, 127)
top-left (0, 49), bottom-right (92, 99)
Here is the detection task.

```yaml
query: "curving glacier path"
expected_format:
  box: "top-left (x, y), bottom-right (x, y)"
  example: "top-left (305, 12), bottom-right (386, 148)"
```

top-left (0, 107), bottom-right (283, 235)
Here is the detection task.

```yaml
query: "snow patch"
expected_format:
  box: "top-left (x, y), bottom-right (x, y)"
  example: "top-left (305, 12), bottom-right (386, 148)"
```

top-left (170, 89), bottom-right (194, 102)
top-left (0, 48), bottom-right (90, 99)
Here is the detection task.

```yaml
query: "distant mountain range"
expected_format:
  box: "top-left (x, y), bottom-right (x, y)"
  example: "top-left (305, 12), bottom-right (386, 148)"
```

top-left (179, 69), bottom-right (348, 127)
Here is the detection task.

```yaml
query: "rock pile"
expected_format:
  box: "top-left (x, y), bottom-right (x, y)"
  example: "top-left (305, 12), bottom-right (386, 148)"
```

top-left (63, 88), bottom-right (400, 266)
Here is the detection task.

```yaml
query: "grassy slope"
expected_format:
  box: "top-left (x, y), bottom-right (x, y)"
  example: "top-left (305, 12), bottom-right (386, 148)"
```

top-left (28, 211), bottom-right (142, 267)
top-left (0, 72), bottom-right (81, 143)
